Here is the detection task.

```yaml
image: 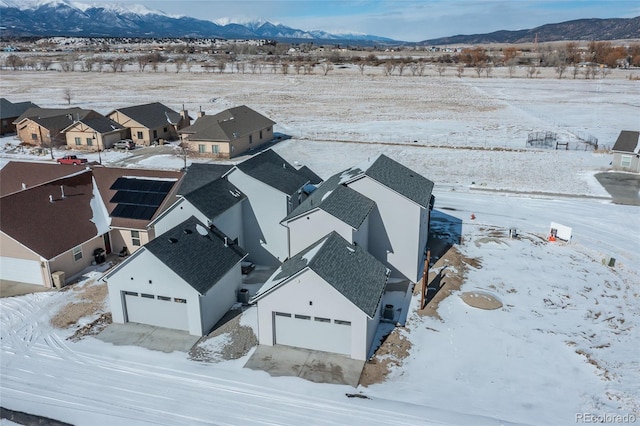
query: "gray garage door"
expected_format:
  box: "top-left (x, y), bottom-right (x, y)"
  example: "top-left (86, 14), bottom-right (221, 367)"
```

top-left (274, 312), bottom-right (351, 355)
top-left (124, 292), bottom-right (189, 331)
top-left (0, 257), bottom-right (43, 285)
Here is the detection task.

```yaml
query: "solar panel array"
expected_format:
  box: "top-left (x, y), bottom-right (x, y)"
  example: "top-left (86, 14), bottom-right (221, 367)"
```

top-left (109, 177), bottom-right (175, 220)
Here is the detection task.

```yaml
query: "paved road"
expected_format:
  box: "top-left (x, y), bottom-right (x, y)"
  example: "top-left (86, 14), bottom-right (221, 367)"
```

top-left (595, 172), bottom-right (640, 206)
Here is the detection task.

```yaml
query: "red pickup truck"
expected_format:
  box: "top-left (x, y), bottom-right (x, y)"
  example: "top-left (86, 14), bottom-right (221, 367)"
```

top-left (57, 155), bottom-right (88, 165)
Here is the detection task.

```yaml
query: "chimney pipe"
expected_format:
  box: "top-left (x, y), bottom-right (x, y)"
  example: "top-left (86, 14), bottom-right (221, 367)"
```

top-left (60, 185), bottom-right (65, 198)
top-left (21, 183), bottom-right (26, 190)
top-left (49, 195), bottom-right (54, 203)
top-left (224, 237), bottom-right (228, 247)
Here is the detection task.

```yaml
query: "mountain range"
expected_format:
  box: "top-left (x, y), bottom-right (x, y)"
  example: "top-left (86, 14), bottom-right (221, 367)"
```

top-left (0, 0), bottom-right (638, 45)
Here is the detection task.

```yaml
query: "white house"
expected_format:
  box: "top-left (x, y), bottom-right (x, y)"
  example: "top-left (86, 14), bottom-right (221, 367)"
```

top-left (342, 154), bottom-right (435, 282)
top-left (150, 174), bottom-right (245, 246)
top-left (226, 149), bottom-right (316, 266)
top-left (611, 130), bottom-right (640, 173)
top-left (281, 173), bottom-right (374, 257)
top-left (251, 232), bottom-right (389, 361)
top-left (104, 216), bottom-right (247, 336)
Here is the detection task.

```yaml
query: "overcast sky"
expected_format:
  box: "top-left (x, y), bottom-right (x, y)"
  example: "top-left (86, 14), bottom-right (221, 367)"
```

top-left (97, 1), bottom-right (639, 41)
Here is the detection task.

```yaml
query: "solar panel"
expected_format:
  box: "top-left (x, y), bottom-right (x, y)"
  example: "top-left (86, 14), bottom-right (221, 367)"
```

top-left (109, 177), bottom-right (175, 220)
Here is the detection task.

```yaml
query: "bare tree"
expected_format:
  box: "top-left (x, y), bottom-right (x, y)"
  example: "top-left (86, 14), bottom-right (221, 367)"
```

top-left (63, 88), bottom-right (73, 105)
top-left (5, 54), bottom-right (23, 70)
top-left (484, 63), bottom-right (493, 78)
top-left (281, 61), bottom-right (290, 75)
top-left (177, 140), bottom-right (191, 170)
top-left (174, 56), bottom-right (186, 73)
top-left (320, 61), bottom-right (333, 76)
top-left (506, 58), bottom-right (518, 78)
top-left (383, 61), bottom-right (395, 76)
top-left (600, 67), bottom-right (611, 79)
top-left (250, 60), bottom-right (260, 74)
top-left (571, 65), bottom-right (580, 79)
top-left (436, 63), bottom-right (447, 77)
top-left (137, 55), bottom-right (148, 72)
top-left (234, 61), bottom-right (245, 74)
top-left (456, 64), bottom-right (465, 78)
top-left (303, 61), bottom-right (314, 75)
top-left (555, 62), bottom-right (567, 79)
top-left (216, 58), bottom-right (227, 74)
top-left (357, 62), bottom-right (366, 75)
top-left (293, 61), bottom-right (303, 74)
top-left (397, 61), bottom-right (407, 76)
top-left (474, 62), bottom-right (485, 77)
top-left (417, 61), bottom-right (427, 76)
top-left (40, 58), bottom-right (53, 71)
top-left (83, 57), bottom-right (95, 72)
top-left (526, 65), bottom-right (537, 78)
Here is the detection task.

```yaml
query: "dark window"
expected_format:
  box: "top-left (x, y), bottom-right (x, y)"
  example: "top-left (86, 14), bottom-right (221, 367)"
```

top-left (335, 320), bottom-right (351, 326)
top-left (275, 312), bottom-right (291, 317)
top-left (314, 317), bottom-right (330, 323)
top-left (124, 291), bottom-right (138, 296)
top-left (174, 298), bottom-right (187, 304)
top-left (158, 296), bottom-right (171, 301)
top-left (295, 314), bottom-right (311, 320)
top-left (141, 293), bottom-right (154, 299)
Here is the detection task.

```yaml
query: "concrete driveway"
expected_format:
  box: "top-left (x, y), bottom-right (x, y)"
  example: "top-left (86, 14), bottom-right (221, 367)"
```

top-left (244, 345), bottom-right (365, 387)
top-left (97, 323), bottom-right (200, 353)
top-left (595, 172), bottom-right (640, 206)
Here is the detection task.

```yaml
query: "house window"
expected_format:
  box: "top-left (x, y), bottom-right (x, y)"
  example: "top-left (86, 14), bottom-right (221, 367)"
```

top-left (621, 155), bottom-right (632, 168)
top-left (163, 127), bottom-right (167, 132)
top-left (74, 137), bottom-right (81, 145)
top-left (124, 291), bottom-right (138, 296)
top-left (141, 293), bottom-right (155, 299)
top-left (199, 144), bottom-right (206, 154)
top-left (137, 131), bottom-right (143, 139)
top-left (153, 130), bottom-right (157, 139)
top-left (275, 312), bottom-right (291, 317)
top-left (314, 317), bottom-right (330, 323)
top-left (259, 130), bottom-right (263, 139)
top-left (86, 137), bottom-right (93, 147)
top-left (295, 314), bottom-right (311, 320)
top-left (158, 296), bottom-right (171, 301)
top-left (72, 246), bottom-right (83, 261)
top-left (174, 298), bottom-right (187, 304)
top-left (31, 133), bottom-right (38, 141)
top-left (131, 230), bottom-right (141, 246)
top-left (335, 320), bottom-right (351, 326)
top-left (212, 145), bottom-right (219, 154)
top-left (249, 135), bottom-right (253, 144)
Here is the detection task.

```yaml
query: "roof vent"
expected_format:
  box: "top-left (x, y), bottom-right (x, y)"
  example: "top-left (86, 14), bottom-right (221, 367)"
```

top-left (168, 237), bottom-right (178, 244)
top-left (21, 183), bottom-right (26, 190)
top-left (183, 229), bottom-right (192, 235)
top-left (49, 194), bottom-right (54, 203)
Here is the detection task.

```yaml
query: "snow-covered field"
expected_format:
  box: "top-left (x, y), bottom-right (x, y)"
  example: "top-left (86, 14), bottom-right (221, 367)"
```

top-left (1, 68), bottom-right (639, 425)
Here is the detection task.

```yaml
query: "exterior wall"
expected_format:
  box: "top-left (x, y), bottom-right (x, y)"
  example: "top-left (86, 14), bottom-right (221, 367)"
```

top-left (228, 126), bottom-right (274, 158)
top-left (48, 235), bottom-right (106, 286)
top-left (16, 121), bottom-right (55, 146)
top-left (227, 170), bottom-right (289, 265)
top-left (105, 249), bottom-right (203, 335)
top-left (199, 263), bottom-right (243, 334)
top-left (0, 232), bottom-right (46, 285)
top-left (255, 269), bottom-right (372, 360)
top-left (348, 177), bottom-right (423, 282)
top-left (612, 152), bottom-right (640, 173)
top-left (365, 300), bottom-right (383, 357)
top-left (352, 214), bottom-right (370, 251)
top-left (1, 116), bottom-right (18, 135)
top-left (212, 201), bottom-right (244, 247)
top-left (107, 112), bottom-right (176, 146)
top-left (184, 140), bottom-right (231, 159)
top-left (65, 130), bottom-right (126, 151)
top-left (110, 228), bottom-right (151, 255)
top-left (286, 209), bottom-right (354, 256)
top-left (152, 199), bottom-right (206, 237)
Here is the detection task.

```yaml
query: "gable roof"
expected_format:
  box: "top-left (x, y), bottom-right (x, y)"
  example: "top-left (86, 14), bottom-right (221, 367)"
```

top-left (110, 102), bottom-right (183, 129)
top-left (182, 178), bottom-right (245, 220)
top-left (62, 115), bottom-right (125, 134)
top-left (144, 216), bottom-right (247, 295)
top-left (252, 232), bottom-right (388, 318)
top-left (177, 163), bottom-right (234, 195)
top-left (91, 167), bottom-right (184, 229)
top-left (180, 105), bottom-right (275, 142)
top-left (0, 98), bottom-right (38, 120)
top-left (0, 170), bottom-right (108, 259)
top-left (345, 154), bottom-right (435, 209)
top-left (234, 149), bottom-right (309, 195)
top-left (295, 165), bottom-right (323, 185)
top-left (612, 130), bottom-right (640, 153)
top-left (14, 107), bottom-right (89, 125)
top-left (283, 172), bottom-right (374, 229)
top-left (0, 161), bottom-right (81, 197)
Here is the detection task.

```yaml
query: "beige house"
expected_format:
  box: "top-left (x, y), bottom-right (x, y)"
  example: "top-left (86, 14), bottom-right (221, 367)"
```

top-left (1, 98), bottom-right (38, 135)
top-left (179, 105), bottom-right (275, 158)
top-left (13, 107), bottom-right (97, 147)
top-left (107, 102), bottom-right (191, 146)
top-left (62, 114), bottom-right (127, 151)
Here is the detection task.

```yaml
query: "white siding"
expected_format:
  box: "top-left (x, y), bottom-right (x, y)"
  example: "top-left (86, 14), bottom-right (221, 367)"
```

top-left (0, 256), bottom-right (43, 285)
top-left (106, 249), bottom-right (203, 335)
top-left (227, 170), bottom-right (289, 265)
top-left (198, 263), bottom-right (243, 334)
top-left (255, 269), bottom-right (372, 360)
top-left (286, 209), bottom-right (354, 256)
top-left (347, 177), bottom-right (424, 282)
top-left (274, 312), bottom-right (351, 355)
top-left (213, 202), bottom-right (244, 247)
top-left (153, 199), bottom-right (205, 237)
top-left (353, 214), bottom-right (370, 251)
top-left (124, 292), bottom-right (189, 331)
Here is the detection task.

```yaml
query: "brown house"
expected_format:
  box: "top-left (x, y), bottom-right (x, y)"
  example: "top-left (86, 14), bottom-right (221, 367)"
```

top-left (14, 107), bottom-right (97, 147)
top-left (107, 102), bottom-right (191, 146)
top-left (0, 98), bottom-right (38, 135)
top-left (62, 114), bottom-right (127, 151)
top-left (179, 105), bottom-right (275, 158)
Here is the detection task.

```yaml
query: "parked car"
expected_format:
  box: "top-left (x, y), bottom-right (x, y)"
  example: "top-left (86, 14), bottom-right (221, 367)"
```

top-left (57, 155), bottom-right (88, 165)
top-left (114, 139), bottom-right (135, 150)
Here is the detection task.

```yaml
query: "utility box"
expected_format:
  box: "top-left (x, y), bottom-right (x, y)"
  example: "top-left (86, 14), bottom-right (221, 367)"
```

top-left (52, 271), bottom-right (66, 289)
top-left (237, 288), bottom-right (251, 304)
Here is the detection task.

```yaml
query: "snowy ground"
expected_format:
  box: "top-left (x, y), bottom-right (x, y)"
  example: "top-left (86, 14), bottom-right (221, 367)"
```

top-left (1, 69), bottom-right (639, 425)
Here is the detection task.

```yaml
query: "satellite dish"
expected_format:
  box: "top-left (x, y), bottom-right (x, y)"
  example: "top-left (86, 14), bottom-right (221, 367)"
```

top-left (196, 224), bottom-right (208, 236)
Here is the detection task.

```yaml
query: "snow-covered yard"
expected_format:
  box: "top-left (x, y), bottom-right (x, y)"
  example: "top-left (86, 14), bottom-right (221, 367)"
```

top-left (1, 69), bottom-right (638, 425)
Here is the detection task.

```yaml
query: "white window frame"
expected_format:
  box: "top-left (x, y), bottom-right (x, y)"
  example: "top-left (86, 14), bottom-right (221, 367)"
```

top-left (75, 137), bottom-right (82, 146)
top-left (212, 145), bottom-right (219, 154)
top-left (620, 155), bottom-right (632, 168)
top-left (72, 246), bottom-right (83, 261)
top-left (131, 230), bottom-right (141, 246)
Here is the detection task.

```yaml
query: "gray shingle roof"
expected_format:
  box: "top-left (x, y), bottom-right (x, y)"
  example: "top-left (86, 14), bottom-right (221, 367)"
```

top-left (349, 154), bottom-right (435, 209)
top-left (612, 130), bottom-right (640, 153)
top-left (182, 178), bottom-right (245, 220)
top-left (0, 98), bottom-right (38, 120)
top-left (112, 102), bottom-right (183, 129)
top-left (178, 163), bottom-right (234, 195)
top-left (235, 149), bottom-right (309, 195)
top-left (283, 172), bottom-right (374, 229)
top-left (254, 232), bottom-right (388, 318)
top-left (296, 165), bottom-right (323, 185)
top-left (14, 107), bottom-right (89, 125)
top-left (180, 105), bottom-right (275, 142)
top-left (145, 216), bottom-right (246, 295)
top-left (75, 116), bottom-right (124, 134)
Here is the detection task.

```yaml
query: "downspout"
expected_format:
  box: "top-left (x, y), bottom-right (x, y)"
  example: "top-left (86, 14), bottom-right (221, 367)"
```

top-left (43, 257), bottom-right (53, 289)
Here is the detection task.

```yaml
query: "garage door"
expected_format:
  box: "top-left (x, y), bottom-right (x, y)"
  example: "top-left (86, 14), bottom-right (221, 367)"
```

top-left (274, 312), bottom-right (351, 355)
top-left (0, 257), bottom-right (43, 285)
top-left (123, 292), bottom-right (189, 331)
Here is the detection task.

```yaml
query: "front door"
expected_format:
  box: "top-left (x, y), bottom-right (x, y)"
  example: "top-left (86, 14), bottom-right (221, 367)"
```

top-left (103, 232), bottom-right (112, 254)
